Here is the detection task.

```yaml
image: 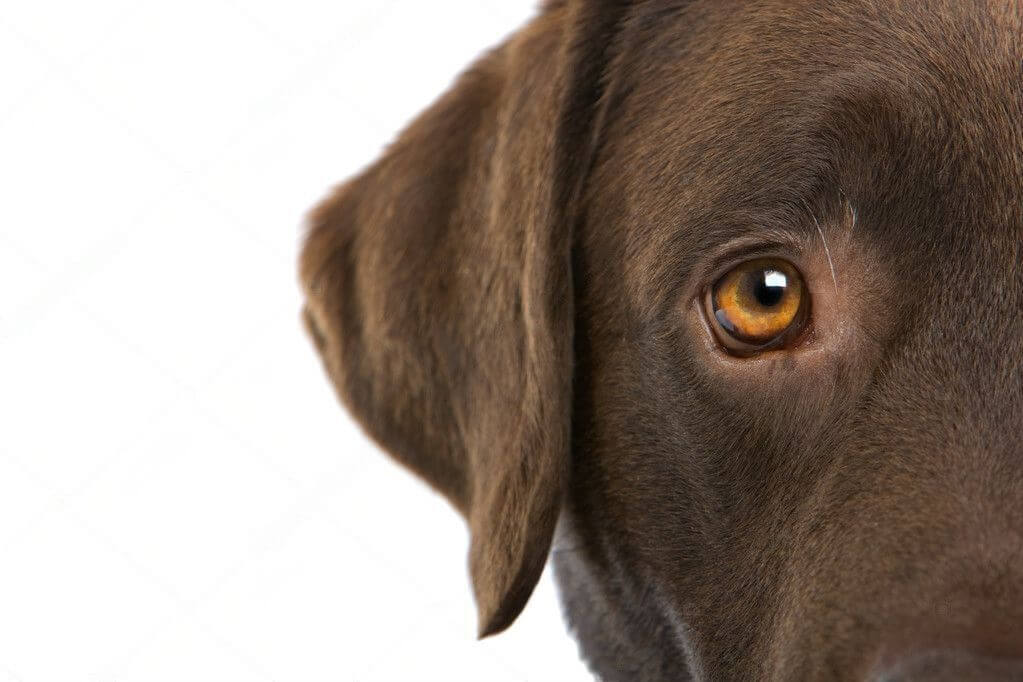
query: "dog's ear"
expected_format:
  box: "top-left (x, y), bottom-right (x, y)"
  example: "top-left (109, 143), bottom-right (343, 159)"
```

top-left (299, 1), bottom-right (631, 636)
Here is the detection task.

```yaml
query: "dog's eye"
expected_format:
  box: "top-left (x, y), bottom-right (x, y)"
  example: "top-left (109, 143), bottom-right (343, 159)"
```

top-left (705, 258), bottom-right (808, 355)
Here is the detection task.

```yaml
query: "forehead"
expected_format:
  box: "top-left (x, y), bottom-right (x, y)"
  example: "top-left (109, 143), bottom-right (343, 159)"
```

top-left (589, 0), bottom-right (1022, 266)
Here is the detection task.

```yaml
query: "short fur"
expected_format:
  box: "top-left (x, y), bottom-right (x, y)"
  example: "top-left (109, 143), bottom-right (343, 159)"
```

top-left (300, 1), bottom-right (1023, 679)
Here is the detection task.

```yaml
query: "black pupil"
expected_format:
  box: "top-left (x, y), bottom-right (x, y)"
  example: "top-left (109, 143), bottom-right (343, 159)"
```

top-left (751, 269), bottom-right (786, 308)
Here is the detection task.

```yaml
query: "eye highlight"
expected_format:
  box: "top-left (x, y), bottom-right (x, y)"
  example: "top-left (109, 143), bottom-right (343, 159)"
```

top-left (705, 258), bottom-right (809, 355)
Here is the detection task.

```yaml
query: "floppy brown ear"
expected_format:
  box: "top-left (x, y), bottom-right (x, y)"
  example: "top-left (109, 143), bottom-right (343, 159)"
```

top-left (299, 1), bottom-right (631, 637)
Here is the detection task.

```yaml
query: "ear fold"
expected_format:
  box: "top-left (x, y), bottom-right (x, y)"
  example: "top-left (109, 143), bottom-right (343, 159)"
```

top-left (300, 1), bottom-right (632, 636)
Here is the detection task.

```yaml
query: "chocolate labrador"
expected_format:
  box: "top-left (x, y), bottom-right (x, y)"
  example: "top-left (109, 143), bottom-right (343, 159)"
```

top-left (299, 1), bottom-right (1023, 679)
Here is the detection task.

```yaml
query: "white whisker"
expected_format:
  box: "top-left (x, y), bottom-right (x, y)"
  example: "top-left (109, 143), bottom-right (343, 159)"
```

top-left (840, 188), bottom-right (857, 232)
top-left (802, 198), bottom-right (839, 294)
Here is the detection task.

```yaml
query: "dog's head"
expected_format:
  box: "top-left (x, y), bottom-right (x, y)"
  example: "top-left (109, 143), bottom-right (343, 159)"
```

top-left (300, 1), bottom-right (1023, 679)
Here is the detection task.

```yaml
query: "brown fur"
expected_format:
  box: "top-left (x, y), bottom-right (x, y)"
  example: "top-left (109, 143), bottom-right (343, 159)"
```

top-left (300, 1), bottom-right (1023, 679)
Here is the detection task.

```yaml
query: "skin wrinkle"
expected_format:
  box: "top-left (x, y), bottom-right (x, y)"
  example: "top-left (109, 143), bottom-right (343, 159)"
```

top-left (300, 1), bottom-right (1023, 679)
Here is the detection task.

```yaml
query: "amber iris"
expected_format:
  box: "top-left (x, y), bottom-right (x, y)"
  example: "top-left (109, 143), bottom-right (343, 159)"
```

top-left (708, 258), bottom-right (807, 352)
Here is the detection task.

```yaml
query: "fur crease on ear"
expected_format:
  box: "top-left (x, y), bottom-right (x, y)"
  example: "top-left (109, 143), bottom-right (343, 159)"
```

top-left (299, 0), bottom-right (631, 637)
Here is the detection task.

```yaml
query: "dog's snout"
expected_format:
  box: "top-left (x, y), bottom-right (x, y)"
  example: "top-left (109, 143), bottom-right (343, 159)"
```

top-left (872, 649), bottom-right (1023, 681)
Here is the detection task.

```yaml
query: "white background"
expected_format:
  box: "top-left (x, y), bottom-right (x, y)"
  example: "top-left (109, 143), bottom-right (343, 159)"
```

top-left (0, 1), bottom-right (592, 679)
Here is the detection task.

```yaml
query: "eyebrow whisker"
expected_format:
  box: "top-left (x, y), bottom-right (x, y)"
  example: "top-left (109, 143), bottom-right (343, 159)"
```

top-left (839, 187), bottom-right (857, 232)
top-left (802, 198), bottom-right (839, 294)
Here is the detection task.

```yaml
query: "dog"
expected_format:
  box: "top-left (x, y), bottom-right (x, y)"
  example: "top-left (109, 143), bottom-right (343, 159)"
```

top-left (299, 1), bottom-right (1023, 679)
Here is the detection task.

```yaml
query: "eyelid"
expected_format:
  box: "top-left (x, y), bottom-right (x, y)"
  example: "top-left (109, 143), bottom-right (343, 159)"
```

top-left (695, 235), bottom-right (807, 295)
